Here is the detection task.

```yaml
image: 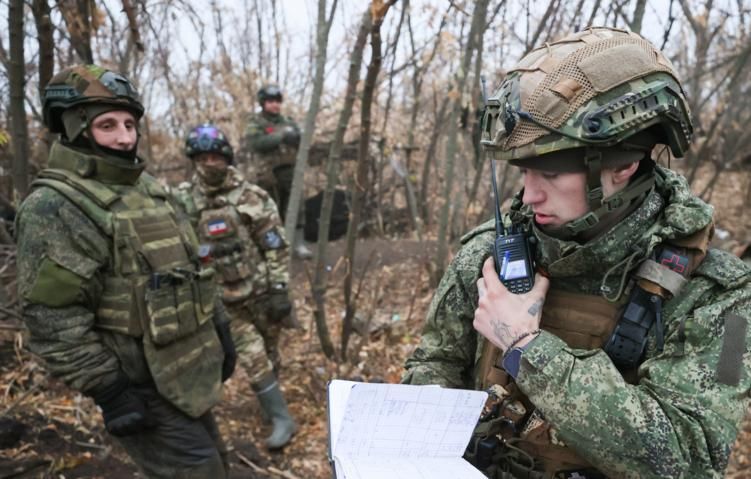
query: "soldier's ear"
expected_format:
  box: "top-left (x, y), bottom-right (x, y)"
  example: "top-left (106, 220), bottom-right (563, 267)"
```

top-left (610, 161), bottom-right (640, 187)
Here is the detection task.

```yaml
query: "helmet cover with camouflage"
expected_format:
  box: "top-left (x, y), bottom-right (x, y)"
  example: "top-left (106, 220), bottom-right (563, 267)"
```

top-left (43, 64), bottom-right (144, 143)
top-left (257, 85), bottom-right (283, 105)
top-left (481, 27), bottom-right (694, 238)
top-left (481, 27), bottom-right (692, 164)
top-left (185, 123), bottom-right (234, 163)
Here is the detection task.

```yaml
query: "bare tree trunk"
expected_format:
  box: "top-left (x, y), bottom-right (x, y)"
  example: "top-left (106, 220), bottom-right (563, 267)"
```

top-left (341, 0), bottom-right (395, 362)
top-left (255, 0), bottom-right (264, 79)
top-left (311, 7), bottom-right (371, 362)
top-left (121, 0), bottom-right (145, 54)
top-left (32, 0), bottom-right (54, 94)
top-left (433, 0), bottom-right (490, 287)
top-left (271, 0), bottom-right (280, 83)
top-left (9, 0), bottom-right (30, 199)
top-left (283, 0), bottom-right (338, 357)
top-left (374, 1), bottom-right (406, 232)
top-left (31, 0), bottom-right (55, 158)
top-left (523, 0), bottom-right (559, 55)
top-left (419, 95), bottom-right (449, 223)
top-left (583, 0), bottom-right (602, 27)
top-left (465, 16), bottom-right (489, 226)
top-left (407, 2), bottom-right (449, 228)
top-left (629, 0), bottom-right (648, 33)
top-left (57, 0), bottom-right (94, 63)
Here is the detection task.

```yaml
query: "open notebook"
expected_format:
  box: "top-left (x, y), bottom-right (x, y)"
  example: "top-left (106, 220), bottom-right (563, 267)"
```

top-left (327, 380), bottom-right (488, 479)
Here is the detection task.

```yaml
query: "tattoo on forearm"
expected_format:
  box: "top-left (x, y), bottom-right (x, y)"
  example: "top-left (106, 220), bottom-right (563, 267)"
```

top-left (491, 318), bottom-right (512, 344)
top-left (527, 299), bottom-right (544, 317)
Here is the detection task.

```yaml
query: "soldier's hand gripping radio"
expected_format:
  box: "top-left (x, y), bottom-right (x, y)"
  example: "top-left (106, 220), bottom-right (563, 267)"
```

top-left (482, 76), bottom-right (536, 294)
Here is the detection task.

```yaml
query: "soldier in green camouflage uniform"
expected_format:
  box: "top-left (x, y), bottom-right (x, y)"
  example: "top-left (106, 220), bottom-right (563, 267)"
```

top-left (243, 85), bottom-right (312, 259)
top-left (173, 124), bottom-right (297, 449)
top-left (15, 65), bottom-right (237, 478)
top-left (403, 28), bottom-right (751, 478)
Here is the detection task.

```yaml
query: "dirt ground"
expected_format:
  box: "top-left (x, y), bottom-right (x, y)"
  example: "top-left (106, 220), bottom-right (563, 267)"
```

top-left (0, 237), bottom-right (437, 479)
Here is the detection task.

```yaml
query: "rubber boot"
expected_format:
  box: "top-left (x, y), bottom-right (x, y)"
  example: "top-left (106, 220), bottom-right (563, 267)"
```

top-left (253, 373), bottom-right (297, 449)
top-left (292, 228), bottom-right (313, 260)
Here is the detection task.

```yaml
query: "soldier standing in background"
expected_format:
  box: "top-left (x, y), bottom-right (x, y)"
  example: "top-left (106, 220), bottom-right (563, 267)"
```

top-left (244, 85), bottom-right (313, 259)
top-left (15, 65), bottom-right (236, 478)
top-left (403, 27), bottom-right (751, 478)
top-left (174, 124), bottom-right (297, 449)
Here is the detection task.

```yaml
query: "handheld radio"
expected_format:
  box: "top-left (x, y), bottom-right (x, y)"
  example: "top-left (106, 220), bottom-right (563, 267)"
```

top-left (482, 76), bottom-right (535, 294)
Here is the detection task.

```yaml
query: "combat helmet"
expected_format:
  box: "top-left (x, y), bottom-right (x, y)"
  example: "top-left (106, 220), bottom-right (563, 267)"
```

top-left (482, 27), bottom-right (693, 236)
top-left (185, 123), bottom-right (234, 163)
top-left (43, 64), bottom-right (144, 142)
top-left (257, 85), bottom-right (283, 105)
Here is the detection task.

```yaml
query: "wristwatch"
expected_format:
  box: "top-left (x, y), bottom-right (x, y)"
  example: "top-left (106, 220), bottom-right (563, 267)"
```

top-left (502, 347), bottom-right (526, 379)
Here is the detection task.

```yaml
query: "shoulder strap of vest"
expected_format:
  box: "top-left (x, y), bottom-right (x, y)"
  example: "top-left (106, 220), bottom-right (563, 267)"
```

top-left (32, 170), bottom-right (116, 236)
top-left (226, 183), bottom-right (247, 206)
top-left (137, 172), bottom-right (168, 199)
top-left (605, 223), bottom-right (714, 368)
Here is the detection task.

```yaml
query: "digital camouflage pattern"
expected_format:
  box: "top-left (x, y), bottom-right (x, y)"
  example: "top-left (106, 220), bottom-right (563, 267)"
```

top-left (481, 27), bottom-right (692, 162)
top-left (173, 166), bottom-right (289, 375)
top-left (403, 165), bottom-right (751, 478)
top-left (17, 142), bottom-right (225, 415)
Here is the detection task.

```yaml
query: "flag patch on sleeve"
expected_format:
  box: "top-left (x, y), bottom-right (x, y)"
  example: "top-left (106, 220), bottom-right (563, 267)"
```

top-left (207, 219), bottom-right (229, 235)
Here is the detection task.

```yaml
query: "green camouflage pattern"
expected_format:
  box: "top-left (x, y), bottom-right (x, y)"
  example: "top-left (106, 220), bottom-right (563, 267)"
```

top-left (481, 27), bottom-right (692, 162)
top-left (43, 64), bottom-right (144, 134)
top-left (403, 166), bottom-right (751, 478)
top-left (243, 112), bottom-right (300, 189)
top-left (17, 142), bottom-right (224, 417)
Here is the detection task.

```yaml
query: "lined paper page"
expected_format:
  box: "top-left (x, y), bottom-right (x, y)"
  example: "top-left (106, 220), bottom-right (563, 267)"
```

top-left (333, 382), bottom-right (486, 459)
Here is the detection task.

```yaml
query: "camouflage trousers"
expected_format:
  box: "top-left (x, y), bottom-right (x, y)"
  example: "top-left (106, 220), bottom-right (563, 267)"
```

top-left (114, 385), bottom-right (228, 479)
top-left (226, 297), bottom-right (282, 383)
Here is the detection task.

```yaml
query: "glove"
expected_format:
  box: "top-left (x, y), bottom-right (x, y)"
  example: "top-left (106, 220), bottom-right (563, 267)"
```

top-left (267, 284), bottom-right (293, 323)
top-left (93, 375), bottom-right (152, 437)
top-left (281, 126), bottom-right (301, 147)
top-left (215, 321), bottom-right (237, 381)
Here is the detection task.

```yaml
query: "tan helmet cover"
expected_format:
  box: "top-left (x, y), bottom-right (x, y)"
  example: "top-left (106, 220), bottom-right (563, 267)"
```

top-left (482, 27), bottom-right (692, 161)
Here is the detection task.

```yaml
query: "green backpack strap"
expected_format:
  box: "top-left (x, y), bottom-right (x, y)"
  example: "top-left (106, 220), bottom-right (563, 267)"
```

top-left (31, 169), bottom-right (118, 236)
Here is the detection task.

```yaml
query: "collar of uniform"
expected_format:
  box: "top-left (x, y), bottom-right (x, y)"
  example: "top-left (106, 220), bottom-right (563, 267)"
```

top-left (194, 167), bottom-right (243, 203)
top-left (48, 141), bottom-right (144, 185)
top-left (262, 111), bottom-right (283, 123)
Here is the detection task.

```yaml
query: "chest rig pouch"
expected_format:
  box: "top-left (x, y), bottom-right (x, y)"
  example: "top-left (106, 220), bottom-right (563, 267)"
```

top-left (194, 186), bottom-right (267, 303)
top-left (472, 289), bottom-right (625, 478)
top-left (471, 231), bottom-right (711, 478)
top-left (34, 168), bottom-right (223, 418)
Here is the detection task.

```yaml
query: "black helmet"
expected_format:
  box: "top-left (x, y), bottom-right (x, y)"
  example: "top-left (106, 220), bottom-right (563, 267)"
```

top-left (257, 84), bottom-right (283, 105)
top-left (42, 64), bottom-right (144, 139)
top-left (184, 123), bottom-right (234, 162)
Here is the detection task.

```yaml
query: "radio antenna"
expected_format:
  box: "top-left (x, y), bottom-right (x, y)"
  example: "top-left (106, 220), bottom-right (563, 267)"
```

top-left (481, 75), bottom-right (505, 237)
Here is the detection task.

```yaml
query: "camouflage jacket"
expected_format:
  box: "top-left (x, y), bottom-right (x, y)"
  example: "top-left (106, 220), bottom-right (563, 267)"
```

top-left (243, 112), bottom-right (299, 181)
top-left (16, 143), bottom-right (227, 405)
top-left (173, 166), bottom-right (289, 300)
top-left (403, 166), bottom-right (751, 478)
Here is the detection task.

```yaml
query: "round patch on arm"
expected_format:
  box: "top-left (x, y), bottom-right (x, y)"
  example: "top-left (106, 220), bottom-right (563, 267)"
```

top-left (263, 229), bottom-right (283, 250)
